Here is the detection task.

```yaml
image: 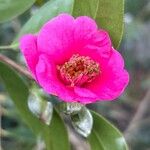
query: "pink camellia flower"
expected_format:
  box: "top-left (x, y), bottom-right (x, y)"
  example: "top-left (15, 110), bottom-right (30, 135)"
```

top-left (20, 13), bottom-right (129, 104)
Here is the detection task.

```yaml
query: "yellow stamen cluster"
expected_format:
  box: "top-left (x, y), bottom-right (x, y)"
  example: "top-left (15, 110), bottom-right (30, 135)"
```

top-left (57, 54), bottom-right (100, 86)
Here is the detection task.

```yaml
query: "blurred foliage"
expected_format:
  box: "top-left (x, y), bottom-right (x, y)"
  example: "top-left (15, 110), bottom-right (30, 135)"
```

top-left (125, 0), bottom-right (148, 16)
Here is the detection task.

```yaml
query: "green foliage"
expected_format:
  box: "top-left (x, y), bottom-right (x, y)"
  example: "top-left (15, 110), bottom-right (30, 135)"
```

top-left (12, 0), bottom-right (124, 49)
top-left (0, 61), bottom-right (128, 149)
top-left (0, 62), bottom-right (70, 150)
top-left (13, 0), bottom-right (73, 44)
top-left (72, 0), bottom-right (99, 18)
top-left (43, 110), bottom-right (70, 150)
top-left (96, 0), bottom-right (124, 48)
top-left (125, 0), bottom-right (148, 16)
top-left (0, 61), bottom-right (42, 134)
top-left (72, 0), bottom-right (124, 48)
top-left (88, 111), bottom-right (128, 150)
top-left (0, 0), bottom-right (36, 23)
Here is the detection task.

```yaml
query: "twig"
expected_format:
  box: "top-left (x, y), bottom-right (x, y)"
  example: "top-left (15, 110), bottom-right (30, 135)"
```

top-left (124, 89), bottom-right (150, 138)
top-left (0, 43), bottom-right (19, 50)
top-left (0, 54), bottom-right (33, 79)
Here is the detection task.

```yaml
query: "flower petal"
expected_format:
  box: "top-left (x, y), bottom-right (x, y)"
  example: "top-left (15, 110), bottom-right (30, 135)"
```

top-left (37, 14), bottom-right (75, 64)
top-left (73, 16), bottom-right (97, 49)
top-left (38, 14), bottom-right (99, 64)
top-left (20, 34), bottom-right (39, 77)
top-left (77, 30), bottom-right (112, 70)
top-left (35, 54), bottom-right (77, 102)
top-left (74, 87), bottom-right (98, 103)
top-left (20, 13), bottom-right (129, 104)
top-left (87, 49), bottom-right (129, 100)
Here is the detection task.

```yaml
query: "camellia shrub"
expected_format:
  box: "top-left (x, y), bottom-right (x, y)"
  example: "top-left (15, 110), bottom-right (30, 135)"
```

top-left (0, 0), bottom-right (129, 150)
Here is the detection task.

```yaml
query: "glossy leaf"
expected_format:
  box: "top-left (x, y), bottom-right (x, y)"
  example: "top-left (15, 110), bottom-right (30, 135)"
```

top-left (0, 61), bottom-right (43, 134)
top-left (88, 111), bottom-right (128, 150)
top-left (0, 62), bottom-right (70, 150)
top-left (0, 0), bottom-right (35, 23)
top-left (72, 0), bottom-right (99, 18)
top-left (43, 109), bottom-right (70, 150)
top-left (13, 0), bottom-right (74, 44)
top-left (96, 0), bottom-right (124, 48)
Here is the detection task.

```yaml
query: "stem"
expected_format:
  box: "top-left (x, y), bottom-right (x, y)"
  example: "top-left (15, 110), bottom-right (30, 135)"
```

top-left (0, 43), bottom-right (19, 50)
top-left (0, 46), bottom-right (12, 50)
top-left (124, 89), bottom-right (150, 138)
top-left (0, 54), bottom-right (33, 79)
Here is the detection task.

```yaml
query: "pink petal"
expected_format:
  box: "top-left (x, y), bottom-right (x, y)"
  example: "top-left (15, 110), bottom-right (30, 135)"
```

top-left (37, 14), bottom-right (99, 65)
top-left (87, 49), bottom-right (129, 100)
top-left (37, 14), bottom-right (75, 64)
top-left (77, 30), bottom-right (112, 70)
top-left (35, 54), bottom-right (77, 102)
top-left (20, 14), bottom-right (129, 104)
top-left (35, 55), bottom-right (101, 104)
top-left (74, 87), bottom-right (98, 103)
top-left (73, 16), bottom-right (97, 49)
top-left (19, 34), bottom-right (39, 77)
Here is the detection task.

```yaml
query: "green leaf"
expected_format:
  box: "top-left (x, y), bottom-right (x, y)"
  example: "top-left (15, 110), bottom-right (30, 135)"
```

top-left (0, 61), bottom-right (43, 135)
top-left (88, 111), bottom-right (128, 150)
top-left (72, 0), bottom-right (99, 18)
top-left (43, 109), bottom-right (70, 150)
top-left (0, 62), bottom-right (70, 150)
top-left (0, 0), bottom-right (36, 23)
top-left (13, 0), bottom-right (74, 44)
top-left (96, 0), bottom-right (124, 48)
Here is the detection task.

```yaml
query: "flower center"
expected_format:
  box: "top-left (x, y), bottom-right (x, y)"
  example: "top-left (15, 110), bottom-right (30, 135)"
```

top-left (57, 54), bottom-right (100, 87)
